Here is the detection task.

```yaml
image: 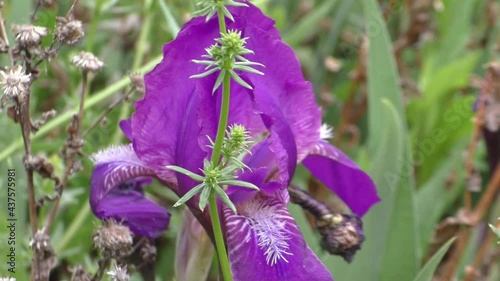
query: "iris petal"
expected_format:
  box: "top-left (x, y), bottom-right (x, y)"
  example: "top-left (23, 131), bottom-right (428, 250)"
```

top-left (90, 145), bottom-right (170, 238)
top-left (223, 194), bottom-right (333, 281)
top-left (302, 140), bottom-right (380, 216)
top-left (119, 119), bottom-right (133, 141)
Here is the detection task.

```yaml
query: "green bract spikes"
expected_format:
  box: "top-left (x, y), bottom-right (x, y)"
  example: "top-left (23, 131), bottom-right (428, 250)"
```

top-left (166, 149), bottom-right (258, 211)
top-left (190, 30), bottom-right (264, 93)
top-left (192, 0), bottom-right (249, 22)
top-left (221, 124), bottom-right (252, 161)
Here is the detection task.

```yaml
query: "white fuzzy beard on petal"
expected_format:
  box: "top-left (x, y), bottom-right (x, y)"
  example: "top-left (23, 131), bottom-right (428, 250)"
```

top-left (90, 144), bottom-right (141, 164)
top-left (319, 123), bottom-right (334, 140)
top-left (240, 199), bottom-right (293, 266)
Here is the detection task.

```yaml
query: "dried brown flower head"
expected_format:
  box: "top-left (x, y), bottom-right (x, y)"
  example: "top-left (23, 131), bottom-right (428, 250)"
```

top-left (93, 220), bottom-right (133, 257)
top-left (29, 228), bottom-right (51, 252)
top-left (1, 65), bottom-right (31, 105)
top-left (11, 24), bottom-right (48, 47)
top-left (55, 17), bottom-right (84, 45)
top-left (72, 51), bottom-right (104, 73)
top-left (107, 264), bottom-right (130, 281)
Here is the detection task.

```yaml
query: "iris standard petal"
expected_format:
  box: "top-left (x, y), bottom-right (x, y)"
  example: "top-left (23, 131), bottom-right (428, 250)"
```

top-left (90, 145), bottom-right (170, 238)
top-left (241, 19), bottom-right (322, 162)
top-left (302, 140), bottom-right (380, 217)
top-left (229, 1), bottom-right (280, 38)
top-left (131, 17), bottom-right (220, 191)
top-left (223, 194), bottom-right (333, 281)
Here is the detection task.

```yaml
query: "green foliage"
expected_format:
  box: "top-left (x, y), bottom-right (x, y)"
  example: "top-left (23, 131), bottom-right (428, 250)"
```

top-left (412, 238), bottom-right (456, 281)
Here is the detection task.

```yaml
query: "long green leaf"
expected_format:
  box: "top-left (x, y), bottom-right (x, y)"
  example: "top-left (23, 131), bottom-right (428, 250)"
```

top-left (412, 238), bottom-right (456, 281)
top-left (416, 141), bottom-right (467, 255)
top-left (329, 1), bottom-right (418, 280)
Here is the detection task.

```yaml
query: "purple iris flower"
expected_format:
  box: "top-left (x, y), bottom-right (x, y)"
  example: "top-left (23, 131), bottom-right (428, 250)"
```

top-left (89, 1), bottom-right (380, 280)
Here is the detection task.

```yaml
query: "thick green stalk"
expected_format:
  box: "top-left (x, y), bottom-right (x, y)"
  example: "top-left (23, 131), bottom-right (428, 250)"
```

top-left (218, 7), bottom-right (227, 34)
top-left (209, 72), bottom-right (233, 281)
top-left (209, 190), bottom-right (233, 281)
top-left (206, 7), bottom-right (233, 281)
top-left (210, 73), bottom-right (231, 164)
top-left (210, 7), bottom-right (229, 165)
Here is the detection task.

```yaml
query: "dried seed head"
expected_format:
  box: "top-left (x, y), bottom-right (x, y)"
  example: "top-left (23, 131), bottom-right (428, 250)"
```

top-left (107, 264), bottom-right (130, 281)
top-left (11, 24), bottom-right (48, 47)
top-left (72, 51), bottom-right (104, 73)
top-left (93, 220), bottom-right (133, 257)
top-left (317, 213), bottom-right (365, 263)
top-left (29, 228), bottom-right (51, 252)
top-left (69, 265), bottom-right (91, 281)
top-left (0, 65), bottom-right (31, 102)
top-left (55, 17), bottom-right (84, 45)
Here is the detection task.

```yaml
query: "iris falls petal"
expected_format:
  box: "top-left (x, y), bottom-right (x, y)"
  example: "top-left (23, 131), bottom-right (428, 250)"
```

top-left (90, 145), bottom-right (170, 238)
top-left (303, 140), bottom-right (380, 217)
top-left (223, 194), bottom-right (333, 281)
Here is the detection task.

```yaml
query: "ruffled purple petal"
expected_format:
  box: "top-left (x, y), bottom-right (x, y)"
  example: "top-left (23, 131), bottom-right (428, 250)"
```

top-left (181, 1), bottom-right (280, 40)
top-left (229, 1), bottom-right (280, 38)
top-left (90, 145), bottom-right (170, 238)
top-left (223, 194), bottom-right (333, 281)
top-left (302, 141), bottom-right (380, 217)
top-left (240, 17), bottom-right (322, 161)
top-left (131, 14), bottom-right (223, 194)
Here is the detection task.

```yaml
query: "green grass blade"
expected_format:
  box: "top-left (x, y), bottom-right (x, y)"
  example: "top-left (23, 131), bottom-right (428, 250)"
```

top-left (159, 0), bottom-right (181, 37)
top-left (412, 238), bottom-right (456, 281)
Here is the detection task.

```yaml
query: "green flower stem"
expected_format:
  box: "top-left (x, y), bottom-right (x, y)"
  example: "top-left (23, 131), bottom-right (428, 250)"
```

top-left (209, 190), bottom-right (233, 281)
top-left (210, 73), bottom-right (231, 164)
top-left (218, 8), bottom-right (227, 34)
top-left (209, 71), bottom-right (233, 281)
top-left (208, 11), bottom-right (234, 280)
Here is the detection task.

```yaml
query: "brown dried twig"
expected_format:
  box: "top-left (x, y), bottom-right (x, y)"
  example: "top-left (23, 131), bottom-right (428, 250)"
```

top-left (439, 159), bottom-right (500, 280)
top-left (464, 220), bottom-right (500, 281)
top-left (44, 71), bottom-right (88, 232)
